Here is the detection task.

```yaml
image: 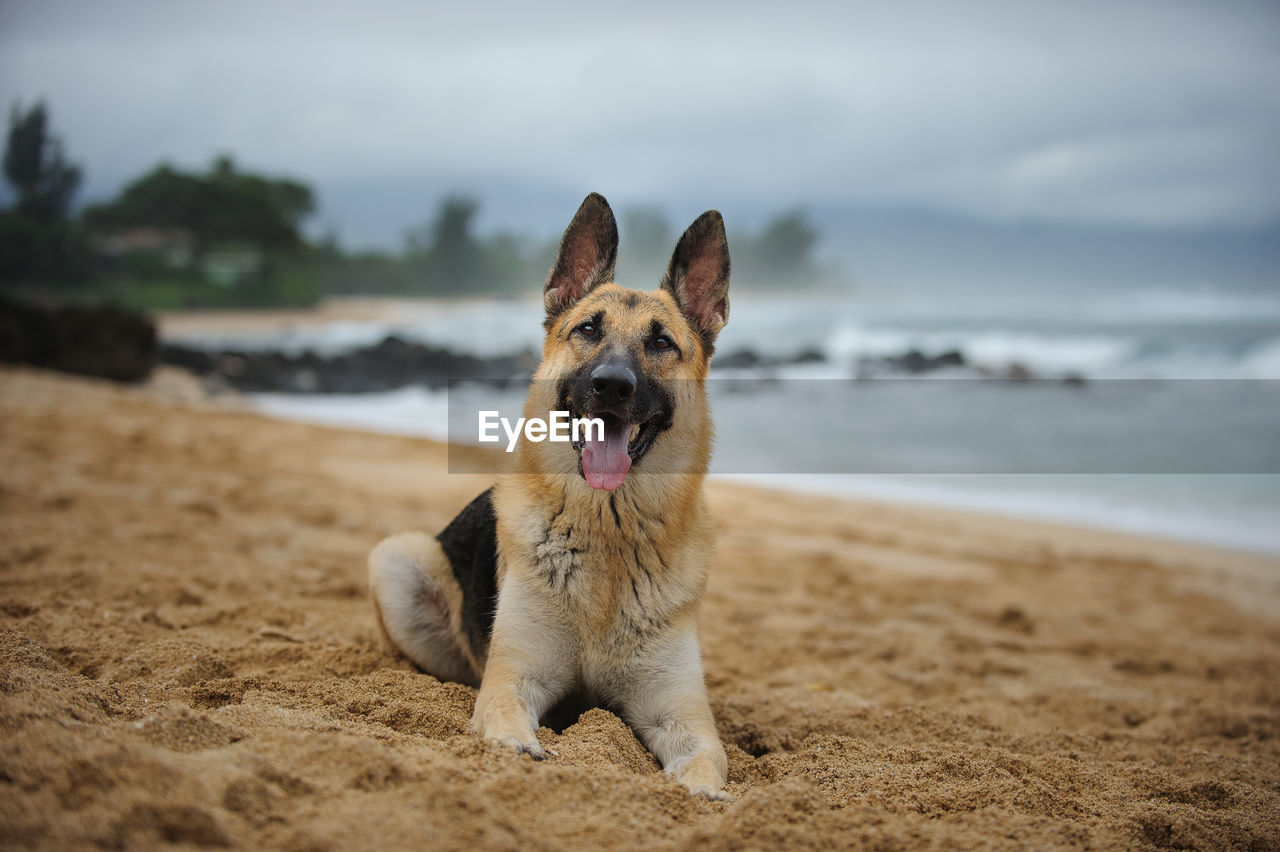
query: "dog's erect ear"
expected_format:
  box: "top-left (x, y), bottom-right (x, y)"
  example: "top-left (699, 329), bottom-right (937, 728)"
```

top-left (544, 193), bottom-right (619, 320)
top-left (661, 210), bottom-right (731, 347)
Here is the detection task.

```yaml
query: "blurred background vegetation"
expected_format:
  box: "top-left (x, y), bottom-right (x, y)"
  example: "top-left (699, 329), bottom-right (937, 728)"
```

top-left (0, 101), bottom-right (837, 310)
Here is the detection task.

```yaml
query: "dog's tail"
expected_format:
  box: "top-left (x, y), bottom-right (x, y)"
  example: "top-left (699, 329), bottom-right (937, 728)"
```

top-left (368, 532), bottom-right (482, 686)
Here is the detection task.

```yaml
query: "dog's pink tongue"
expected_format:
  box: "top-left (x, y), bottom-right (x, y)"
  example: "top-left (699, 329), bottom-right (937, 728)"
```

top-left (582, 421), bottom-right (633, 491)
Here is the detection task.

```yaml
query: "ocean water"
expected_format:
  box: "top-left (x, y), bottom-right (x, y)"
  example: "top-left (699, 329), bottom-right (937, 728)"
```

top-left (182, 287), bottom-right (1280, 380)
top-left (223, 286), bottom-right (1280, 555)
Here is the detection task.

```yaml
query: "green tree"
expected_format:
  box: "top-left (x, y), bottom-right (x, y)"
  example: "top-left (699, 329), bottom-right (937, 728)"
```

top-left (79, 156), bottom-right (320, 307)
top-left (617, 206), bottom-right (672, 284)
top-left (733, 209), bottom-right (824, 289)
top-left (204, 155), bottom-right (313, 249)
top-left (753, 211), bottom-right (818, 280)
top-left (406, 196), bottom-right (486, 294)
top-left (3, 101), bottom-right (82, 221)
top-left (83, 155), bottom-right (314, 255)
top-left (0, 101), bottom-right (87, 286)
top-left (427, 195), bottom-right (482, 293)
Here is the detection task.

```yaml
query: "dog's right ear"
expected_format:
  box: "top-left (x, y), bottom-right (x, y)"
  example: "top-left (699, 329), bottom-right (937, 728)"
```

top-left (544, 193), bottom-right (619, 321)
top-left (660, 210), bottom-right (730, 349)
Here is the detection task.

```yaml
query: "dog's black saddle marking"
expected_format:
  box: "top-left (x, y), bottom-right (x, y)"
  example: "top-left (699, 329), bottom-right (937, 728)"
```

top-left (435, 489), bottom-right (499, 658)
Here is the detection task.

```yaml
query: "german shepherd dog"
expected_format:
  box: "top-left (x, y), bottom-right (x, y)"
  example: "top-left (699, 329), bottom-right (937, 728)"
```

top-left (368, 193), bottom-right (730, 799)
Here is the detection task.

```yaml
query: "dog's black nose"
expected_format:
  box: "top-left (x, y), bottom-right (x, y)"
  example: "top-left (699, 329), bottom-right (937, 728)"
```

top-left (590, 363), bottom-right (636, 405)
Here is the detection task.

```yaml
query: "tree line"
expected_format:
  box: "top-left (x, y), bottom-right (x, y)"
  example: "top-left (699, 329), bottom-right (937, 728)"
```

top-left (1, 102), bottom-right (839, 309)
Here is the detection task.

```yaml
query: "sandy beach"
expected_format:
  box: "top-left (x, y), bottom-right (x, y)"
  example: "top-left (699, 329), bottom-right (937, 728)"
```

top-left (156, 298), bottom-right (434, 337)
top-left (1, 365), bottom-right (1277, 849)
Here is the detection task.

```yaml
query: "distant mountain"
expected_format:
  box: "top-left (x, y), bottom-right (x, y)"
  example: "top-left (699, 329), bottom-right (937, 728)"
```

top-left (806, 204), bottom-right (1280, 294)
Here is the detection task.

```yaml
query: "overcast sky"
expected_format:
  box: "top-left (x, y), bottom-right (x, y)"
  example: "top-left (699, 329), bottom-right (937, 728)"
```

top-left (2, 0), bottom-right (1278, 243)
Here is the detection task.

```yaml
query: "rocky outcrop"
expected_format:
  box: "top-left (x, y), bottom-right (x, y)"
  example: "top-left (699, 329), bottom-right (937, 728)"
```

top-left (157, 335), bottom-right (534, 393)
top-left (0, 295), bottom-right (156, 382)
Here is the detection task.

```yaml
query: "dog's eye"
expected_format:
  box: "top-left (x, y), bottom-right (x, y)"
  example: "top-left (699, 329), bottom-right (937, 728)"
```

top-left (654, 336), bottom-right (673, 351)
top-left (576, 322), bottom-right (598, 339)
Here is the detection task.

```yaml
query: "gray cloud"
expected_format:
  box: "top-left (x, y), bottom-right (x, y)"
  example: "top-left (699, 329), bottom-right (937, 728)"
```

top-left (2, 0), bottom-right (1277, 235)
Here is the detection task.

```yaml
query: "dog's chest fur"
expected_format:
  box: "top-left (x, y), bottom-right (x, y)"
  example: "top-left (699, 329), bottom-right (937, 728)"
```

top-left (505, 482), bottom-right (708, 654)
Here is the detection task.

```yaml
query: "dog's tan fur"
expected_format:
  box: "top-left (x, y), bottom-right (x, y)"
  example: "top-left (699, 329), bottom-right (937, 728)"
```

top-left (369, 193), bottom-right (730, 799)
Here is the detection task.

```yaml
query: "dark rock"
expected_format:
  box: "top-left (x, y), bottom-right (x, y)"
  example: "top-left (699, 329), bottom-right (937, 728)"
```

top-left (1005, 362), bottom-right (1035, 381)
top-left (711, 348), bottom-right (830, 371)
top-left (974, 363), bottom-right (1042, 381)
top-left (0, 294), bottom-right (155, 382)
top-left (713, 349), bottom-right (762, 369)
top-left (156, 335), bottom-right (531, 393)
top-left (871, 348), bottom-right (967, 375)
top-left (898, 349), bottom-right (930, 373)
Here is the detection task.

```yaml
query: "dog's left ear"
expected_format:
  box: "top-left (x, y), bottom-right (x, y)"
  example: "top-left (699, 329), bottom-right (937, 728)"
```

top-left (661, 210), bottom-right (731, 347)
top-left (544, 192), bottom-right (619, 320)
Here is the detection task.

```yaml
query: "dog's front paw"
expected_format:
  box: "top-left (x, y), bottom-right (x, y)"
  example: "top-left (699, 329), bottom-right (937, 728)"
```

top-left (686, 784), bottom-right (732, 802)
top-left (487, 733), bottom-right (546, 760)
top-left (474, 706), bottom-right (545, 760)
top-left (674, 753), bottom-right (729, 801)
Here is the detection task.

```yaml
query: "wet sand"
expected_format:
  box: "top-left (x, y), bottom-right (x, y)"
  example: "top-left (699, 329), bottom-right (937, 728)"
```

top-left (155, 297), bottom-right (484, 342)
top-left (1, 366), bottom-right (1277, 849)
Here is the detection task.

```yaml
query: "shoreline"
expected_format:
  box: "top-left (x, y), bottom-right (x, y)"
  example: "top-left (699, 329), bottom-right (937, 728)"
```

top-left (720, 472), bottom-right (1280, 560)
top-left (155, 295), bottom-right (538, 346)
top-left (156, 295), bottom-right (477, 332)
top-left (239, 386), bottom-right (1280, 559)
